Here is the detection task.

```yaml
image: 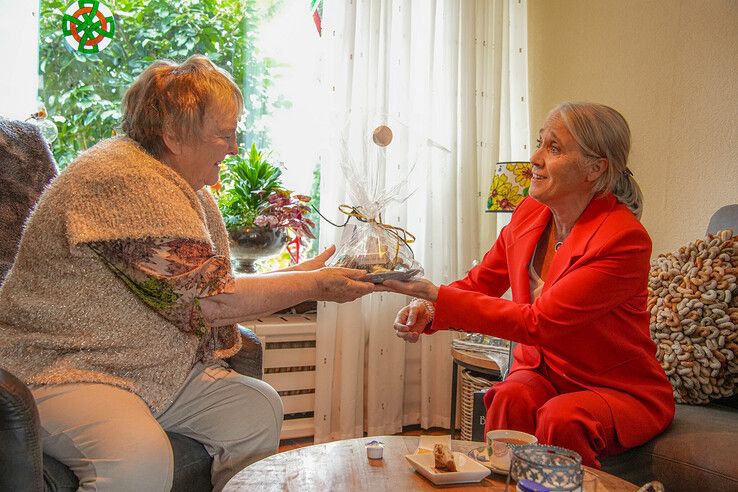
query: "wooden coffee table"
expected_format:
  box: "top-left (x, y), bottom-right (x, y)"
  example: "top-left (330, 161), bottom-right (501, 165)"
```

top-left (224, 435), bottom-right (638, 491)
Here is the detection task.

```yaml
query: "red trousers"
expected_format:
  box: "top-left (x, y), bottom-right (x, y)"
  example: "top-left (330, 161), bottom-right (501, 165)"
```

top-left (483, 363), bottom-right (625, 468)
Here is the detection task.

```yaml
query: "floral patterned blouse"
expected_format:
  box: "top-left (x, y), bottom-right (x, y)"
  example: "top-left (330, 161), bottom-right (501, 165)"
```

top-left (87, 238), bottom-right (235, 337)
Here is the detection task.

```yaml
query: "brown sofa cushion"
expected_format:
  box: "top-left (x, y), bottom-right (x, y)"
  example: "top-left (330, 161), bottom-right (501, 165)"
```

top-left (601, 403), bottom-right (738, 491)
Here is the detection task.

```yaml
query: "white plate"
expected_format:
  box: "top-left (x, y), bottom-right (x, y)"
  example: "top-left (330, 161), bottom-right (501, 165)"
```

top-left (363, 269), bottom-right (421, 283)
top-left (467, 445), bottom-right (510, 475)
top-left (416, 434), bottom-right (451, 453)
top-left (405, 451), bottom-right (491, 485)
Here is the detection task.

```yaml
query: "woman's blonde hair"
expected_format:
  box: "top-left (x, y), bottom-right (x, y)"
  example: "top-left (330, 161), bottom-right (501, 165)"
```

top-left (121, 55), bottom-right (243, 158)
top-left (547, 102), bottom-right (644, 219)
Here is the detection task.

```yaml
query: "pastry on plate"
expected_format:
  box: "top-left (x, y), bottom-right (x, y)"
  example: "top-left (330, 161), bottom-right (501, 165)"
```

top-left (433, 443), bottom-right (457, 472)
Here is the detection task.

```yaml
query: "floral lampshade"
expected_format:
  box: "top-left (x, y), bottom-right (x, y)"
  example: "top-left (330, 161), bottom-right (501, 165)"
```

top-left (486, 161), bottom-right (532, 212)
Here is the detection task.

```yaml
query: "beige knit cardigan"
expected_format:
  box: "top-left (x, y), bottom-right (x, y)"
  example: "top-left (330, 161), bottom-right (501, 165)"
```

top-left (0, 137), bottom-right (241, 414)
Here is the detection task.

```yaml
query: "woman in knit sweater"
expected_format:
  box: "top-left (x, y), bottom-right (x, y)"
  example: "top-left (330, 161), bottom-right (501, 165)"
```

top-left (0, 55), bottom-right (375, 491)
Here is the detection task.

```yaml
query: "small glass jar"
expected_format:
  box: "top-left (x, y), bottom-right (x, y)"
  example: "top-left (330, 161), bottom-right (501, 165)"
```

top-left (509, 444), bottom-right (583, 491)
top-left (26, 104), bottom-right (58, 144)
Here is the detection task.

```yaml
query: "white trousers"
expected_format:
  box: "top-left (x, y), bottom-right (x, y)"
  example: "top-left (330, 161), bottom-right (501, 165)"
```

top-left (31, 362), bottom-right (283, 492)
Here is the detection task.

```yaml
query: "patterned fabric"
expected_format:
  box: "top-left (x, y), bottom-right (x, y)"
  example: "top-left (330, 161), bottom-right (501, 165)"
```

top-left (88, 238), bottom-right (235, 337)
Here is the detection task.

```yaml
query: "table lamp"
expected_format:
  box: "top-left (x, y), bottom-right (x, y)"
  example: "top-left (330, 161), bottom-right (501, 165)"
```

top-left (486, 161), bottom-right (532, 212)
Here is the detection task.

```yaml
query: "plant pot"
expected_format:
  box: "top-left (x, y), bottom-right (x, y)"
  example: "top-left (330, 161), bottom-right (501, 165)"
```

top-left (228, 226), bottom-right (287, 274)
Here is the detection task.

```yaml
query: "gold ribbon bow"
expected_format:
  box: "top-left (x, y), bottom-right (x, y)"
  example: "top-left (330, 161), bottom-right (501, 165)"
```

top-left (337, 204), bottom-right (416, 268)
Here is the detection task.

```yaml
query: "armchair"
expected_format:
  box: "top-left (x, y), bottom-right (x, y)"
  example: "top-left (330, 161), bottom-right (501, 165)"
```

top-left (0, 332), bottom-right (263, 492)
top-left (0, 119), bottom-right (265, 491)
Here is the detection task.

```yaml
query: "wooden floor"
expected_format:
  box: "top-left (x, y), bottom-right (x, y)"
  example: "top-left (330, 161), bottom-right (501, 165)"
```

top-left (278, 426), bottom-right (450, 453)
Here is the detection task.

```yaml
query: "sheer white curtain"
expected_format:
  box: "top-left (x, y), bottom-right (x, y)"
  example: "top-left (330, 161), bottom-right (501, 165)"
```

top-left (313, 0), bottom-right (529, 442)
top-left (0, 0), bottom-right (39, 120)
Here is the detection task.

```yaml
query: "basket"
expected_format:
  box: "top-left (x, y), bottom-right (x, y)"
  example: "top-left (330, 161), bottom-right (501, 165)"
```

top-left (459, 369), bottom-right (496, 441)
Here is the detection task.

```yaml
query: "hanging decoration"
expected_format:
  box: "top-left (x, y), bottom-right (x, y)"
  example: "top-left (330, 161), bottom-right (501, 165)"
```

top-left (287, 236), bottom-right (301, 264)
top-left (310, 0), bottom-right (323, 36)
top-left (62, 0), bottom-right (116, 54)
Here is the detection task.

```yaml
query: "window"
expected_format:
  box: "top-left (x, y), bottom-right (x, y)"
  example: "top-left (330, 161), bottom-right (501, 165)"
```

top-left (36, 0), bottom-right (323, 267)
top-left (39, 0), bottom-right (274, 168)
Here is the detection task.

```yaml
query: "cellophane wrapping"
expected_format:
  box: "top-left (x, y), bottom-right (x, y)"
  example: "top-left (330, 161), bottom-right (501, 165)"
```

top-left (327, 114), bottom-right (423, 283)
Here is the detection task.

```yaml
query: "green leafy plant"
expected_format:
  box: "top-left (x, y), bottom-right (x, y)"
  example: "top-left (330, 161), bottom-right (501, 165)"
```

top-left (215, 143), bottom-right (315, 239)
top-left (216, 144), bottom-right (285, 231)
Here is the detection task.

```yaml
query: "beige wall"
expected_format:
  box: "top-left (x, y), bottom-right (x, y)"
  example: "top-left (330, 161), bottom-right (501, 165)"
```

top-left (527, 0), bottom-right (738, 255)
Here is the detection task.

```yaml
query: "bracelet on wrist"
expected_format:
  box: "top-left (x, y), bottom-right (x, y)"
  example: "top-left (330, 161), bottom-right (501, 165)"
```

top-left (413, 298), bottom-right (435, 319)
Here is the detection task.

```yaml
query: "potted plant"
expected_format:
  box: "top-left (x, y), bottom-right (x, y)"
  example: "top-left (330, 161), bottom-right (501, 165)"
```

top-left (214, 143), bottom-right (315, 273)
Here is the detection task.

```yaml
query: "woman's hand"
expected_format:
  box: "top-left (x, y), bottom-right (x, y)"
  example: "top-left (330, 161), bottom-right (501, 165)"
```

top-left (394, 300), bottom-right (433, 343)
top-left (313, 267), bottom-right (375, 303)
top-left (292, 245), bottom-right (336, 272)
top-left (280, 245), bottom-right (336, 273)
top-left (376, 277), bottom-right (440, 302)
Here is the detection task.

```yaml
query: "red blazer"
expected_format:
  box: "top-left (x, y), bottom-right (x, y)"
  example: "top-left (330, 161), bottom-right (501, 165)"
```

top-left (433, 194), bottom-right (674, 447)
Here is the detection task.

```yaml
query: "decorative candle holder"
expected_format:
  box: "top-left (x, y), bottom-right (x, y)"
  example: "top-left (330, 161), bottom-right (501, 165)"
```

top-left (506, 444), bottom-right (583, 491)
top-left (365, 440), bottom-right (384, 460)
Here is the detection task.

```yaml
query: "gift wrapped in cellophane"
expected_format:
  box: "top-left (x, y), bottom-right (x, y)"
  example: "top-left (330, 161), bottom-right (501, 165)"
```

top-left (327, 114), bottom-right (424, 283)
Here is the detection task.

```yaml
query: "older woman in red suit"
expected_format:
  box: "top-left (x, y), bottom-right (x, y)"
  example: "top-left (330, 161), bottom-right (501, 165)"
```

top-left (380, 102), bottom-right (675, 468)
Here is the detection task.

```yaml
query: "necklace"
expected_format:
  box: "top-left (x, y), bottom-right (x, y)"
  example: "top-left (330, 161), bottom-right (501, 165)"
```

top-left (549, 220), bottom-right (567, 252)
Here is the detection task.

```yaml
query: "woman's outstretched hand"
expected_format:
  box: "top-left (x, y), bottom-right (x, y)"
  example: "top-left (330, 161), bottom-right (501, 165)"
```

top-left (291, 244), bottom-right (336, 272)
top-left (393, 300), bottom-right (433, 343)
top-left (376, 277), bottom-right (439, 302)
top-left (313, 266), bottom-right (375, 303)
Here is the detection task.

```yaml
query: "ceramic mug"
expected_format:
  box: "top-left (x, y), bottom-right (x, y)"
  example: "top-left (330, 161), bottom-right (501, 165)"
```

top-left (486, 429), bottom-right (538, 470)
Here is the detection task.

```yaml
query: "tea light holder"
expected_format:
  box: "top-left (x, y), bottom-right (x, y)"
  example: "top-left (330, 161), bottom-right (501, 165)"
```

top-left (365, 440), bottom-right (384, 460)
top-left (506, 444), bottom-right (583, 491)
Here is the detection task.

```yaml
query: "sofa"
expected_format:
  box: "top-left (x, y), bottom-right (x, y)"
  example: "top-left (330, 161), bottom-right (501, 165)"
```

top-left (601, 204), bottom-right (738, 491)
top-left (0, 118), bottom-right (264, 491)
